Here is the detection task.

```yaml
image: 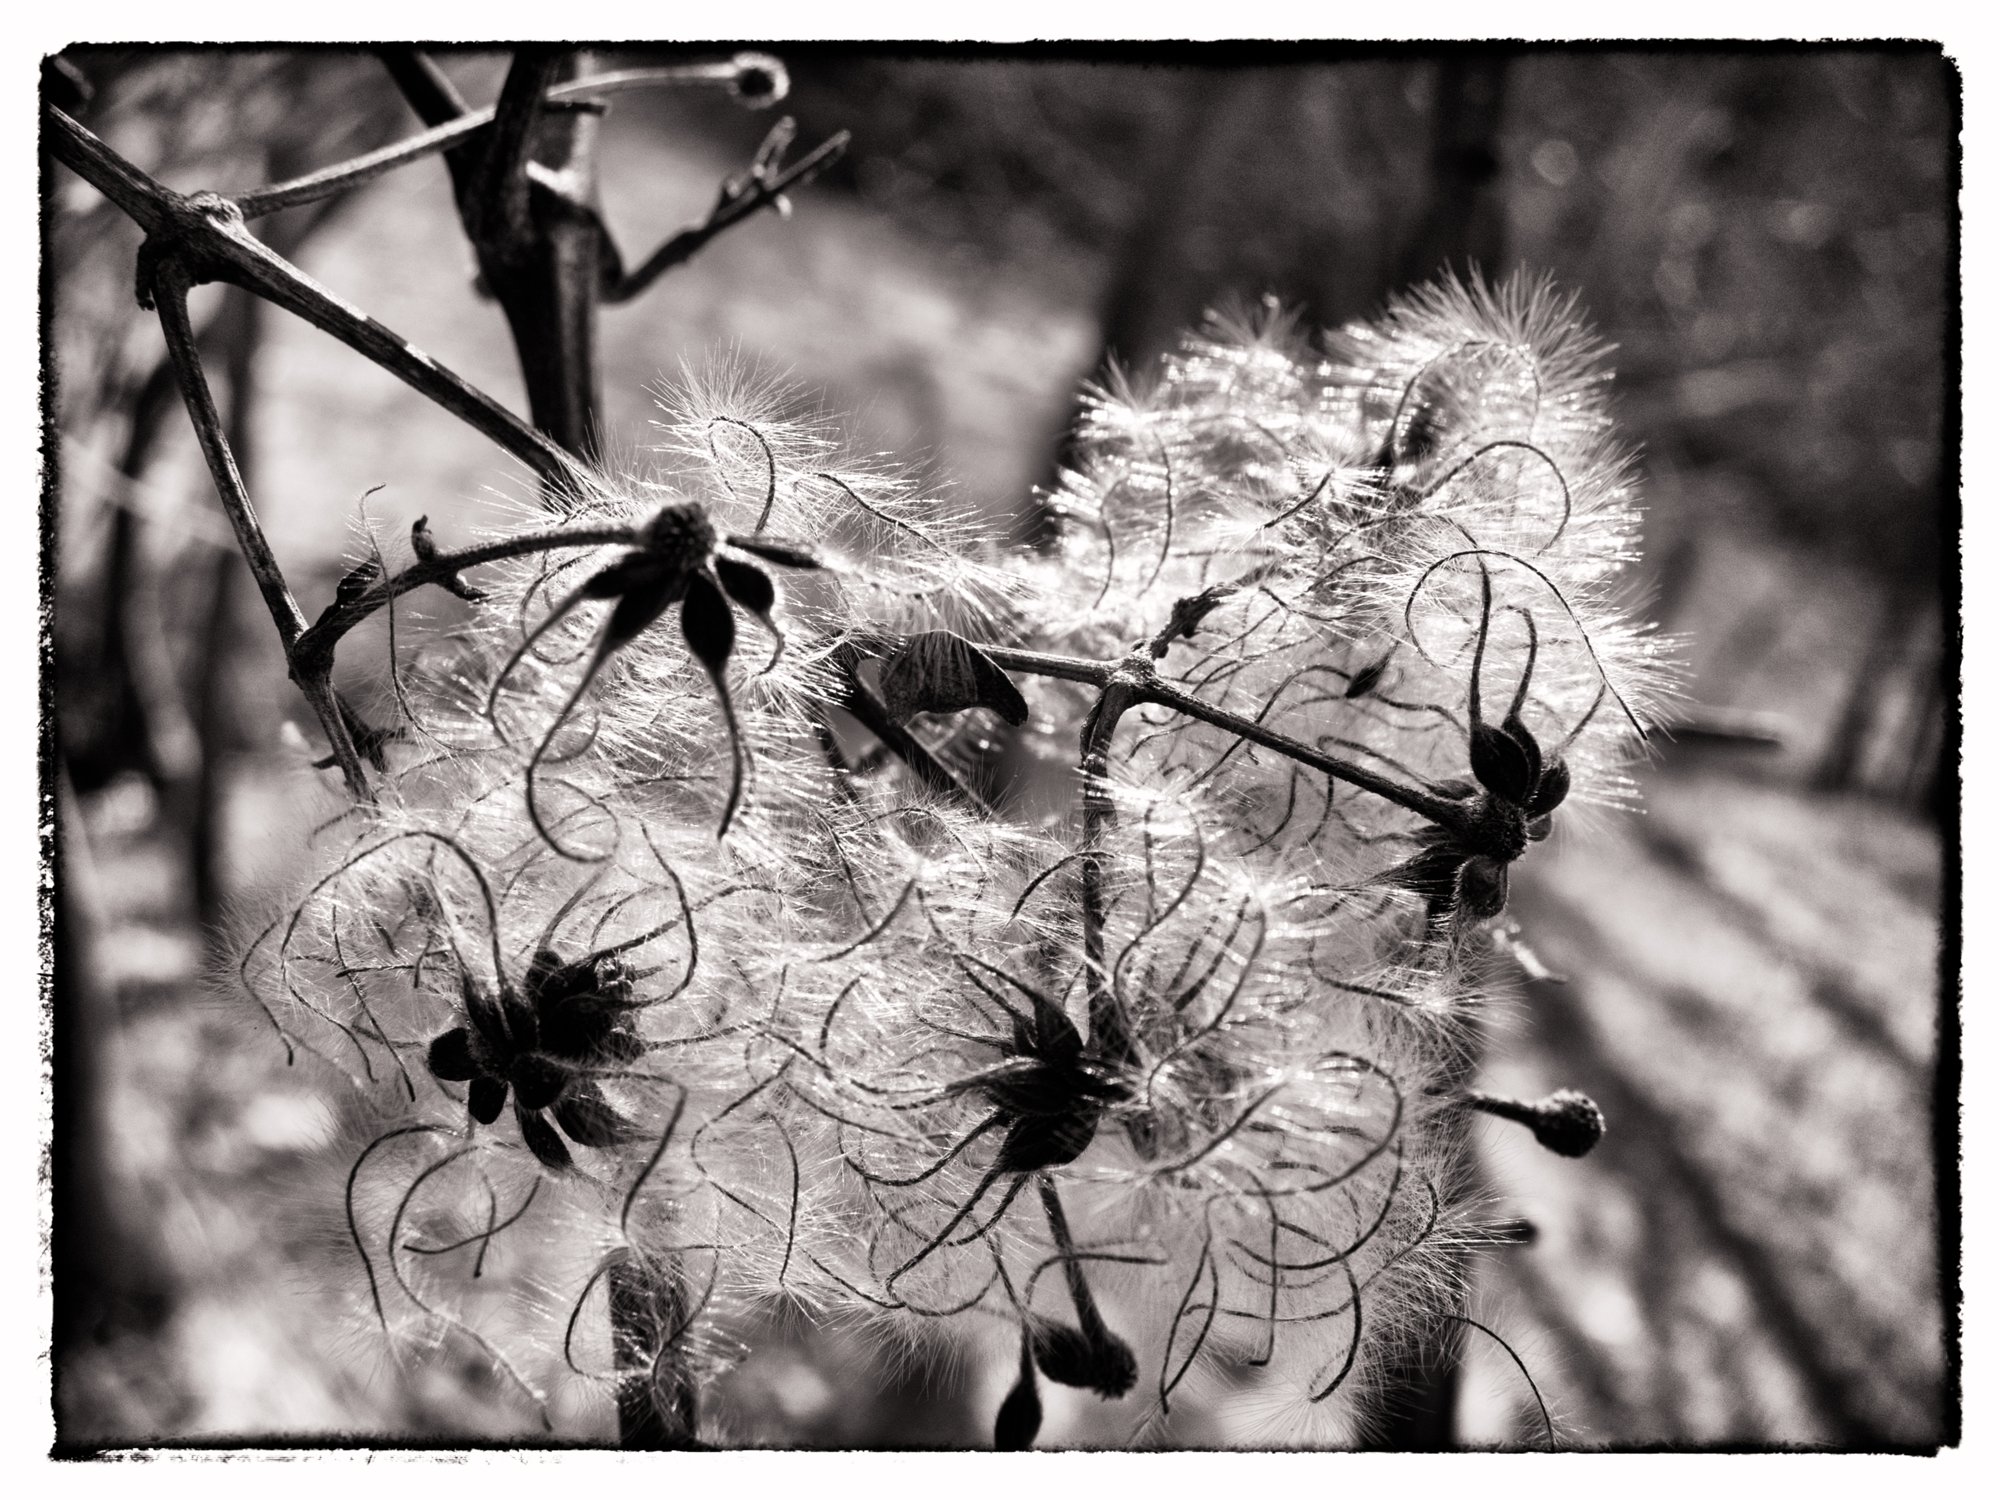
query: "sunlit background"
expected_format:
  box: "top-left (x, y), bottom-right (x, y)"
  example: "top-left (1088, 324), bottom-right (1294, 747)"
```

top-left (48, 44), bottom-right (1952, 1448)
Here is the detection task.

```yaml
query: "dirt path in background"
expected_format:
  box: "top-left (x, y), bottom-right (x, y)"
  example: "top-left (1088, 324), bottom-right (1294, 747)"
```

top-left (1468, 761), bottom-right (1944, 1447)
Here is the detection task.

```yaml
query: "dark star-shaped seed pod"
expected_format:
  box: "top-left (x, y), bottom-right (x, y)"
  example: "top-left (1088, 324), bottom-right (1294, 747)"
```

top-left (426, 949), bottom-right (646, 1173)
top-left (492, 501), bottom-right (823, 852)
top-left (977, 981), bottom-right (1134, 1175)
top-left (1383, 567), bottom-right (1593, 935)
top-left (859, 962), bottom-right (1138, 1420)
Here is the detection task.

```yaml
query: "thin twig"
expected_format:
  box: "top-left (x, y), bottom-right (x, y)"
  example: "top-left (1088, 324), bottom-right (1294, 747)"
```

top-left (375, 48), bottom-right (479, 199)
top-left (145, 266), bottom-right (304, 649)
top-left (47, 107), bottom-right (573, 487)
top-left (237, 61), bottom-right (789, 219)
top-left (1137, 676), bottom-right (1466, 831)
top-left (976, 642), bottom-right (1467, 833)
top-left (47, 102), bottom-right (600, 790)
top-left (289, 521), bottom-right (640, 675)
top-left (603, 124), bottom-right (849, 303)
top-left (145, 260), bottom-right (371, 794)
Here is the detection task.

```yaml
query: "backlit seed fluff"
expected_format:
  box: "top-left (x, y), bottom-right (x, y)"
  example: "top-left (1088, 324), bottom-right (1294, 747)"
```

top-left (242, 273), bottom-right (1669, 1445)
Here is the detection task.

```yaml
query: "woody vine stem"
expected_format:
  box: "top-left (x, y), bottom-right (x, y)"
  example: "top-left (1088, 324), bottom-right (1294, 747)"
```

top-left (46, 48), bottom-right (844, 804)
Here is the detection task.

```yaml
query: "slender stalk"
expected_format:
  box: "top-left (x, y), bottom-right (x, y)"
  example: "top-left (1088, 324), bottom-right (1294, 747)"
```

top-left (603, 126), bottom-right (849, 303)
top-left (289, 521), bottom-right (639, 671)
top-left (238, 60), bottom-right (786, 219)
top-left (979, 643), bottom-right (1469, 833)
top-left (1037, 1175), bottom-right (1118, 1353)
top-left (978, 644), bottom-right (1112, 690)
top-left (146, 263), bottom-right (373, 796)
top-left (1077, 669), bottom-right (1141, 1065)
top-left (146, 267), bottom-right (302, 649)
top-left (610, 1258), bottom-right (698, 1448)
top-left (1137, 678), bottom-right (1466, 830)
top-left (43, 99), bottom-right (169, 229)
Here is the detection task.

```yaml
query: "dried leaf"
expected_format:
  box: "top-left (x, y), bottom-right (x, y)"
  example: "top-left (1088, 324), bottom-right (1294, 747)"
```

top-left (877, 631), bottom-right (1027, 726)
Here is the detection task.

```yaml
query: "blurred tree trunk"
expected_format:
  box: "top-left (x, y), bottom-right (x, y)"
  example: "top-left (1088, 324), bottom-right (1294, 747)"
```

top-left (63, 358), bottom-right (191, 798)
top-left (187, 286), bottom-right (260, 940)
top-left (1093, 72), bottom-right (1284, 371)
top-left (1913, 645), bottom-right (1949, 821)
top-left (52, 772), bottom-right (173, 1441)
top-left (1395, 57), bottom-right (1512, 289)
top-left (1018, 72), bottom-right (1265, 547)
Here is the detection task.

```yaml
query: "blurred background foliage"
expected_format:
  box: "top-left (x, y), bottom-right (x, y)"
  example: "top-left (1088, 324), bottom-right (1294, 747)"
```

top-left (47, 44), bottom-right (1953, 1449)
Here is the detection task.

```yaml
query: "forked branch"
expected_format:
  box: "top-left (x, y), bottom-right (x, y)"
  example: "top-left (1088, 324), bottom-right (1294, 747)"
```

top-left (242, 56), bottom-right (794, 221)
top-left (603, 119), bottom-right (849, 303)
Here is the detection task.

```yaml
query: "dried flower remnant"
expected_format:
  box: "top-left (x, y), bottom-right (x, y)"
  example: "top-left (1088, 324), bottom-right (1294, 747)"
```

top-left (488, 498), bottom-right (824, 846)
top-left (427, 945), bottom-right (650, 1173)
top-left (243, 273), bottom-right (1666, 1446)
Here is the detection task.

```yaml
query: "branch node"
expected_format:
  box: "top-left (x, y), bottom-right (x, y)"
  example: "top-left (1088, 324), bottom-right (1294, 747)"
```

top-left (412, 515), bottom-right (489, 601)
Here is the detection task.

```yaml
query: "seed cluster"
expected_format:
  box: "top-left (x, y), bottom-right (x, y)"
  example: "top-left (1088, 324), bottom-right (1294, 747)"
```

top-left (243, 276), bottom-right (1671, 1446)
